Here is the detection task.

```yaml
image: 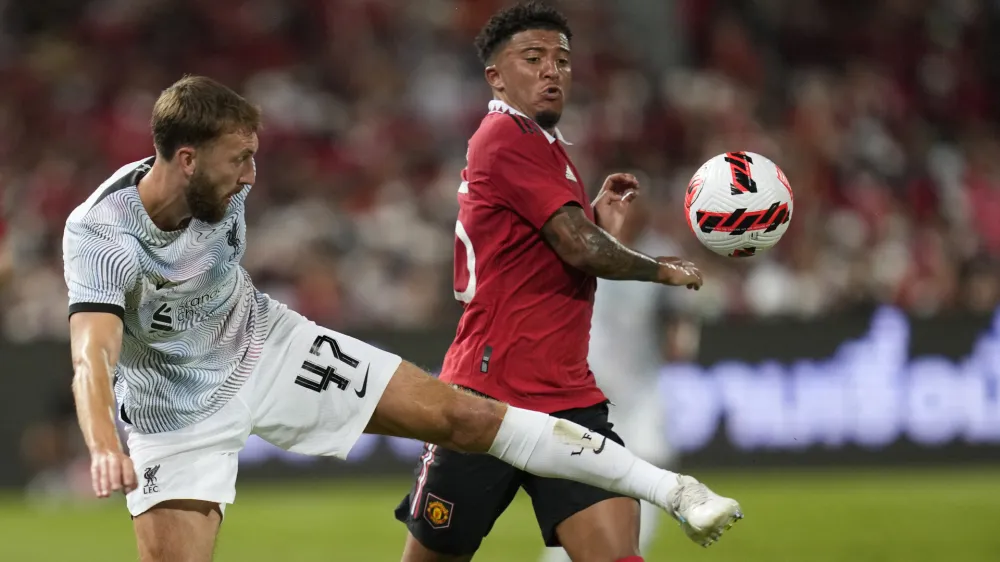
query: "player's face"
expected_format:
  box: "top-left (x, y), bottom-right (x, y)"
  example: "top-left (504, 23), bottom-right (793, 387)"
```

top-left (186, 131), bottom-right (257, 223)
top-left (491, 29), bottom-right (571, 130)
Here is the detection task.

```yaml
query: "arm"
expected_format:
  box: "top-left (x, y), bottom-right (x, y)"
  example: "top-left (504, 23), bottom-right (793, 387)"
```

top-left (541, 205), bottom-right (702, 287)
top-left (487, 131), bottom-right (700, 287)
top-left (541, 204), bottom-right (661, 281)
top-left (63, 220), bottom-right (140, 497)
top-left (70, 312), bottom-right (136, 497)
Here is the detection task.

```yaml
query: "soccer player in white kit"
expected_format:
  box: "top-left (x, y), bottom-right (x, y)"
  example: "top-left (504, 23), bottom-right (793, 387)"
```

top-left (64, 75), bottom-right (741, 561)
top-left (541, 207), bottom-right (684, 562)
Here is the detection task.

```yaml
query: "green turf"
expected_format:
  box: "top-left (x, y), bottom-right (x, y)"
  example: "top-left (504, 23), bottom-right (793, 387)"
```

top-left (1, 468), bottom-right (998, 561)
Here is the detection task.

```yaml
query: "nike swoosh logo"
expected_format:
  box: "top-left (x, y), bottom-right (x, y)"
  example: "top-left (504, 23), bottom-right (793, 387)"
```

top-left (355, 366), bottom-right (369, 398)
top-left (593, 436), bottom-right (607, 455)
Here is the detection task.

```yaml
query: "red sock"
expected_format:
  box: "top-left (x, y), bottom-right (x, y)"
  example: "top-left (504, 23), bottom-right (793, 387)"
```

top-left (615, 557), bottom-right (644, 562)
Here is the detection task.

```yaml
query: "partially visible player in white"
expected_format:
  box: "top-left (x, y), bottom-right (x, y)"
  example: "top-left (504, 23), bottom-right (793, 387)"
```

top-left (541, 206), bottom-right (685, 562)
top-left (64, 75), bottom-right (741, 562)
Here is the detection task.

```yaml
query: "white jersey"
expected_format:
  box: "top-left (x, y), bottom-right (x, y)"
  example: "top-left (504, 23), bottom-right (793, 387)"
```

top-left (63, 157), bottom-right (272, 434)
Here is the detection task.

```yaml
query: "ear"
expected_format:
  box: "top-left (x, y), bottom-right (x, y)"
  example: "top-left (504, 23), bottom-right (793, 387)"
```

top-left (485, 64), bottom-right (504, 92)
top-left (174, 146), bottom-right (198, 178)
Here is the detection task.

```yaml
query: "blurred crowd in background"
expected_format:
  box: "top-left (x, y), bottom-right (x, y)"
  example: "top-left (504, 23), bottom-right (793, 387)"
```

top-left (2, 0), bottom-right (1000, 343)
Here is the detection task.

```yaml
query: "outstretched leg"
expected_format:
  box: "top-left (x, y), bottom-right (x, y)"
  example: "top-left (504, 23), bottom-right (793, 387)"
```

top-left (368, 362), bottom-right (742, 548)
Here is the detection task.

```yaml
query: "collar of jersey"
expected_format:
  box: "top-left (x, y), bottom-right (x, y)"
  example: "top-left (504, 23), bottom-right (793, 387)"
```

top-left (487, 100), bottom-right (572, 145)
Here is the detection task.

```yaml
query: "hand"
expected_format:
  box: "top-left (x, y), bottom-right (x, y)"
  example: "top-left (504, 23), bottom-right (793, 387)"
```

top-left (656, 257), bottom-right (703, 289)
top-left (90, 448), bottom-right (137, 498)
top-left (592, 173), bottom-right (640, 239)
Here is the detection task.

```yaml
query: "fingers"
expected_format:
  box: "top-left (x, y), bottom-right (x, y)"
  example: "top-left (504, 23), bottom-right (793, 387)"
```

top-left (92, 452), bottom-right (136, 498)
top-left (604, 173), bottom-right (640, 193)
top-left (122, 457), bottom-right (138, 493)
top-left (687, 266), bottom-right (704, 290)
top-left (93, 453), bottom-right (112, 498)
top-left (109, 455), bottom-right (125, 495)
top-left (609, 172), bottom-right (638, 186)
top-left (658, 256), bottom-right (704, 289)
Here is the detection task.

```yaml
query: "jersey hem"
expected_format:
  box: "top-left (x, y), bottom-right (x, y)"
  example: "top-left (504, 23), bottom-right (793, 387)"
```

top-left (444, 378), bottom-right (608, 414)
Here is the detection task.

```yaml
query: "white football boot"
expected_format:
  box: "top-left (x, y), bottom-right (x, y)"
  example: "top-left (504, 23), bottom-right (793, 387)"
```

top-left (666, 474), bottom-right (744, 547)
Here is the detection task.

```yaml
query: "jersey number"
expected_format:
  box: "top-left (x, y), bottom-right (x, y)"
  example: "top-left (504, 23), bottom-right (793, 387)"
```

top-left (295, 335), bottom-right (359, 393)
top-left (454, 181), bottom-right (477, 303)
top-left (454, 220), bottom-right (477, 303)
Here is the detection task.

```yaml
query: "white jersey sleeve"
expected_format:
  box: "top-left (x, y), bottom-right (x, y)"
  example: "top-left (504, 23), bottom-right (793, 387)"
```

top-left (64, 220), bottom-right (140, 319)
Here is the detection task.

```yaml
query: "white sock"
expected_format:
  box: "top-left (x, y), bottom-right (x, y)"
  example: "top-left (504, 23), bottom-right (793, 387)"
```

top-left (488, 406), bottom-right (680, 509)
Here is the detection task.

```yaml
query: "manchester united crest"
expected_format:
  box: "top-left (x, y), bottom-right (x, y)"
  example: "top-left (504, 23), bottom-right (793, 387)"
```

top-left (424, 493), bottom-right (454, 529)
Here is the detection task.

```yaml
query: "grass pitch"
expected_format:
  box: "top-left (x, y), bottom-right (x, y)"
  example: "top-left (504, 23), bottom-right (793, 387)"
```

top-left (1, 467), bottom-right (998, 561)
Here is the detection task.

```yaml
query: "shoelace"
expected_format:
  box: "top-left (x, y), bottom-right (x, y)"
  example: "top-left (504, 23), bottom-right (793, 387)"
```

top-left (679, 482), bottom-right (712, 512)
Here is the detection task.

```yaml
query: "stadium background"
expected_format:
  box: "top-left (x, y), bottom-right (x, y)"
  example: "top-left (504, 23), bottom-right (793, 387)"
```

top-left (1, 0), bottom-right (999, 560)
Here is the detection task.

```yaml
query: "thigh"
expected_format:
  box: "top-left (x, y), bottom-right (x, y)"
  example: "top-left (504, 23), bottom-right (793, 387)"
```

top-left (394, 443), bottom-right (522, 557)
top-left (522, 402), bottom-right (639, 554)
top-left (134, 499), bottom-right (222, 562)
top-left (246, 306), bottom-right (402, 458)
top-left (549, 498), bottom-right (640, 562)
top-left (124, 396), bottom-right (249, 518)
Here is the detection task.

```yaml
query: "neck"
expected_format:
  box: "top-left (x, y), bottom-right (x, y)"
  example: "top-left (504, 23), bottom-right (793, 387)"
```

top-left (137, 160), bottom-right (191, 231)
top-left (493, 93), bottom-right (545, 129)
top-left (493, 94), bottom-right (559, 137)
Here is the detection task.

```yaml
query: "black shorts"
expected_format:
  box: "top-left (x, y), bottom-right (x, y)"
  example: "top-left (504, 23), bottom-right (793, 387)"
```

top-left (394, 399), bottom-right (633, 555)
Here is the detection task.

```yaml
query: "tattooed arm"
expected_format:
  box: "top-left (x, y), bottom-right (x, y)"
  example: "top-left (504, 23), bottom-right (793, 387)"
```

top-left (541, 205), bottom-right (703, 288)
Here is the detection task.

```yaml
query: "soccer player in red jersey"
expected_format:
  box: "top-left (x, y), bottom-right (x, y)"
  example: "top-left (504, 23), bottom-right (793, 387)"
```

top-left (395, 3), bottom-right (743, 561)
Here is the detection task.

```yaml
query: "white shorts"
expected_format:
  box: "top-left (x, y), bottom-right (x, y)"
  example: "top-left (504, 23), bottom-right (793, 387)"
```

top-left (123, 303), bottom-right (402, 516)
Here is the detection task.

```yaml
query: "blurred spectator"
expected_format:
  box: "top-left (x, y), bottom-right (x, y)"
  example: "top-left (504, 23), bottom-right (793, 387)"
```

top-left (2, 0), bottom-right (1000, 342)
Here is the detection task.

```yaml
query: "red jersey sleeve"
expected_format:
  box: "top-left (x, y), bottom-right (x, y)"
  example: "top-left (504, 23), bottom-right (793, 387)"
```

top-left (489, 135), bottom-right (583, 230)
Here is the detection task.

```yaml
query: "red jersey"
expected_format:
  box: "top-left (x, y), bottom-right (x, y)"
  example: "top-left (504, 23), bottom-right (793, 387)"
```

top-left (439, 101), bottom-right (606, 413)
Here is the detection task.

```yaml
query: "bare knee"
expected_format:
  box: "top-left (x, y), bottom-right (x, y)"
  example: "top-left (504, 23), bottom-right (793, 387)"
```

top-left (441, 392), bottom-right (505, 453)
top-left (134, 499), bottom-right (221, 562)
top-left (401, 532), bottom-right (475, 562)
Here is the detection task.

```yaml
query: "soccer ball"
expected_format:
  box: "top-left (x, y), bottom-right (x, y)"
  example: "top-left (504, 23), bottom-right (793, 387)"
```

top-left (684, 151), bottom-right (793, 257)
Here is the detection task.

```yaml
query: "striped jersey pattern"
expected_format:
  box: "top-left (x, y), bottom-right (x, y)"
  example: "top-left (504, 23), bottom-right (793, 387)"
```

top-left (63, 157), bottom-right (272, 434)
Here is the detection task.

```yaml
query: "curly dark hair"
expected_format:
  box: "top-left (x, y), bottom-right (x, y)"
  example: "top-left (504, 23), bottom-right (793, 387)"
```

top-left (474, 1), bottom-right (572, 65)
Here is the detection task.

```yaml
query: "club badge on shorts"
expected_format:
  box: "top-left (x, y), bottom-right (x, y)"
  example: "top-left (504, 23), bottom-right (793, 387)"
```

top-left (424, 493), bottom-right (453, 529)
top-left (143, 465), bottom-right (161, 495)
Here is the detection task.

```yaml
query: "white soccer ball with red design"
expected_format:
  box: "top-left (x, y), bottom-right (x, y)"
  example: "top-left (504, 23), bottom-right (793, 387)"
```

top-left (684, 151), bottom-right (793, 257)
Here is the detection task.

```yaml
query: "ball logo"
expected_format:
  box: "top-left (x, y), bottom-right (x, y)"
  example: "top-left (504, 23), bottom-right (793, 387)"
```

top-left (724, 152), bottom-right (758, 195)
top-left (775, 165), bottom-right (793, 199)
top-left (684, 174), bottom-right (704, 233)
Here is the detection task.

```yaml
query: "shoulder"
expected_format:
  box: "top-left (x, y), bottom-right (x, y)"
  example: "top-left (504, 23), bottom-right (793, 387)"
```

top-left (472, 111), bottom-right (550, 155)
top-left (66, 158), bottom-right (153, 239)
top-left (64, 208), bottom-right (141, 267)
top-left (77, 157), bottom-right (152, 216)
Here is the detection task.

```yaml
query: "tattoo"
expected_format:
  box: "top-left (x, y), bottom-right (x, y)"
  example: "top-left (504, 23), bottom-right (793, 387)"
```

top-left (540, 205), bottom-right (661, 281)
